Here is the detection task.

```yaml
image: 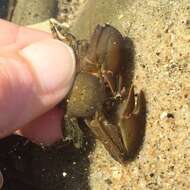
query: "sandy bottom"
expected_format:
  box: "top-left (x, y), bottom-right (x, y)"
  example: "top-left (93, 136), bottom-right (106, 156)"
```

top-left (66, 1), bottom-right (190, 190)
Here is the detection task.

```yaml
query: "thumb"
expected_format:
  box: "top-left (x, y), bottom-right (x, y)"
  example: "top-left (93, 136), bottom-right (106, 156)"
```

top-left (0, 39), bottom-right (75, 138)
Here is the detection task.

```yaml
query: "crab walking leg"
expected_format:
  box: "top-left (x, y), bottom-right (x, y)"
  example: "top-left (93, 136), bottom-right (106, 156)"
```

top-left (49, 19), bottom-right (77, 48)
top-left (49, 19), bottom-right (69, 40)
top-left (118, 86), bottom-right (145, 157)
top-left (63, 116), bottom-right (84, 149)
top-left (87, 113), bottom-right (126, 163)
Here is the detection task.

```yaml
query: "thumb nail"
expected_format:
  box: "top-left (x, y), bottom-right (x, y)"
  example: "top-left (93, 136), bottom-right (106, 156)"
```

top-left (20, 39), bottom-right (76, 96)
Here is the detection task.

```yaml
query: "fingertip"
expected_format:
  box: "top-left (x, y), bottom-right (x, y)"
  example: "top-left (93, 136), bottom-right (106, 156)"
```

top-left (17, 108), bottom-right (64, 145)
top-left (20, 39), bottom-right (76, 99)
top-left (0, 39), bottom-right (76, 138)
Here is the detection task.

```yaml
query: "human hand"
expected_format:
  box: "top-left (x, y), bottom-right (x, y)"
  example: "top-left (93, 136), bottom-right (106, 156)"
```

top-left (0, 19), bottom-right (76, 145)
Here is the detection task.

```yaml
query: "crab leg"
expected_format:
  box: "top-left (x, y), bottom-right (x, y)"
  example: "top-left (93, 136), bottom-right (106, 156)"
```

top-left (87, 113), bottom-right (126, 163)
top-left (49, 19), bottom-right (77, 49)
top-left (118, 85), bottom-right (145, 157)
top-left (86, 86), bottom-right (145, 163)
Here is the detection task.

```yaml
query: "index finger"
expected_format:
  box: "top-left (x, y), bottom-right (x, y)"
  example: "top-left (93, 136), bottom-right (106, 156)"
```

top-left (0, 19), bottom-right (52, 48)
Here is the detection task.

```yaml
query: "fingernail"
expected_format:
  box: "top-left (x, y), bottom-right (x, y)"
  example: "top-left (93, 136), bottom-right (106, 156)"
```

top-left (20, 39), bottom-right (76, 95)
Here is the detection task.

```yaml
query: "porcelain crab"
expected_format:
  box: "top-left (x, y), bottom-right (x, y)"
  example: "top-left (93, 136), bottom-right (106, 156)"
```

top-left (50, 20), bottom-right (146, 163)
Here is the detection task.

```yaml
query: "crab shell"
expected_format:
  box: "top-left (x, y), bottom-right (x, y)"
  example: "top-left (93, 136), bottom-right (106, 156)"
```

top-left (67, 24), bottom-right (125, 118)
top-left (65, 24), bottom-right (145, 163)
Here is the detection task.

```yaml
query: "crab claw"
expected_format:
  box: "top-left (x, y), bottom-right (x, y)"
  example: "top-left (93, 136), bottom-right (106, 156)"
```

top-left (118, 85), bottom-right (146, 158)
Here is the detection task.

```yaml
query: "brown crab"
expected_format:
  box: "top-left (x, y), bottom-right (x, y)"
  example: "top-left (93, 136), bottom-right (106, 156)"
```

top-left (50, 20), bottom-right (146, 164)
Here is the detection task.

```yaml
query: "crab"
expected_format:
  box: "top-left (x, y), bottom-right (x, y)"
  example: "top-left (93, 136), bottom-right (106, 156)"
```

top-left (50, 19), bottom-right (146, 164)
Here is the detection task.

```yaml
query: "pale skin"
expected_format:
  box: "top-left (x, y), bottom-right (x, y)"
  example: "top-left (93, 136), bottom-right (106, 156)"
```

top-left (0, 19), bottom-right (76, 145)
